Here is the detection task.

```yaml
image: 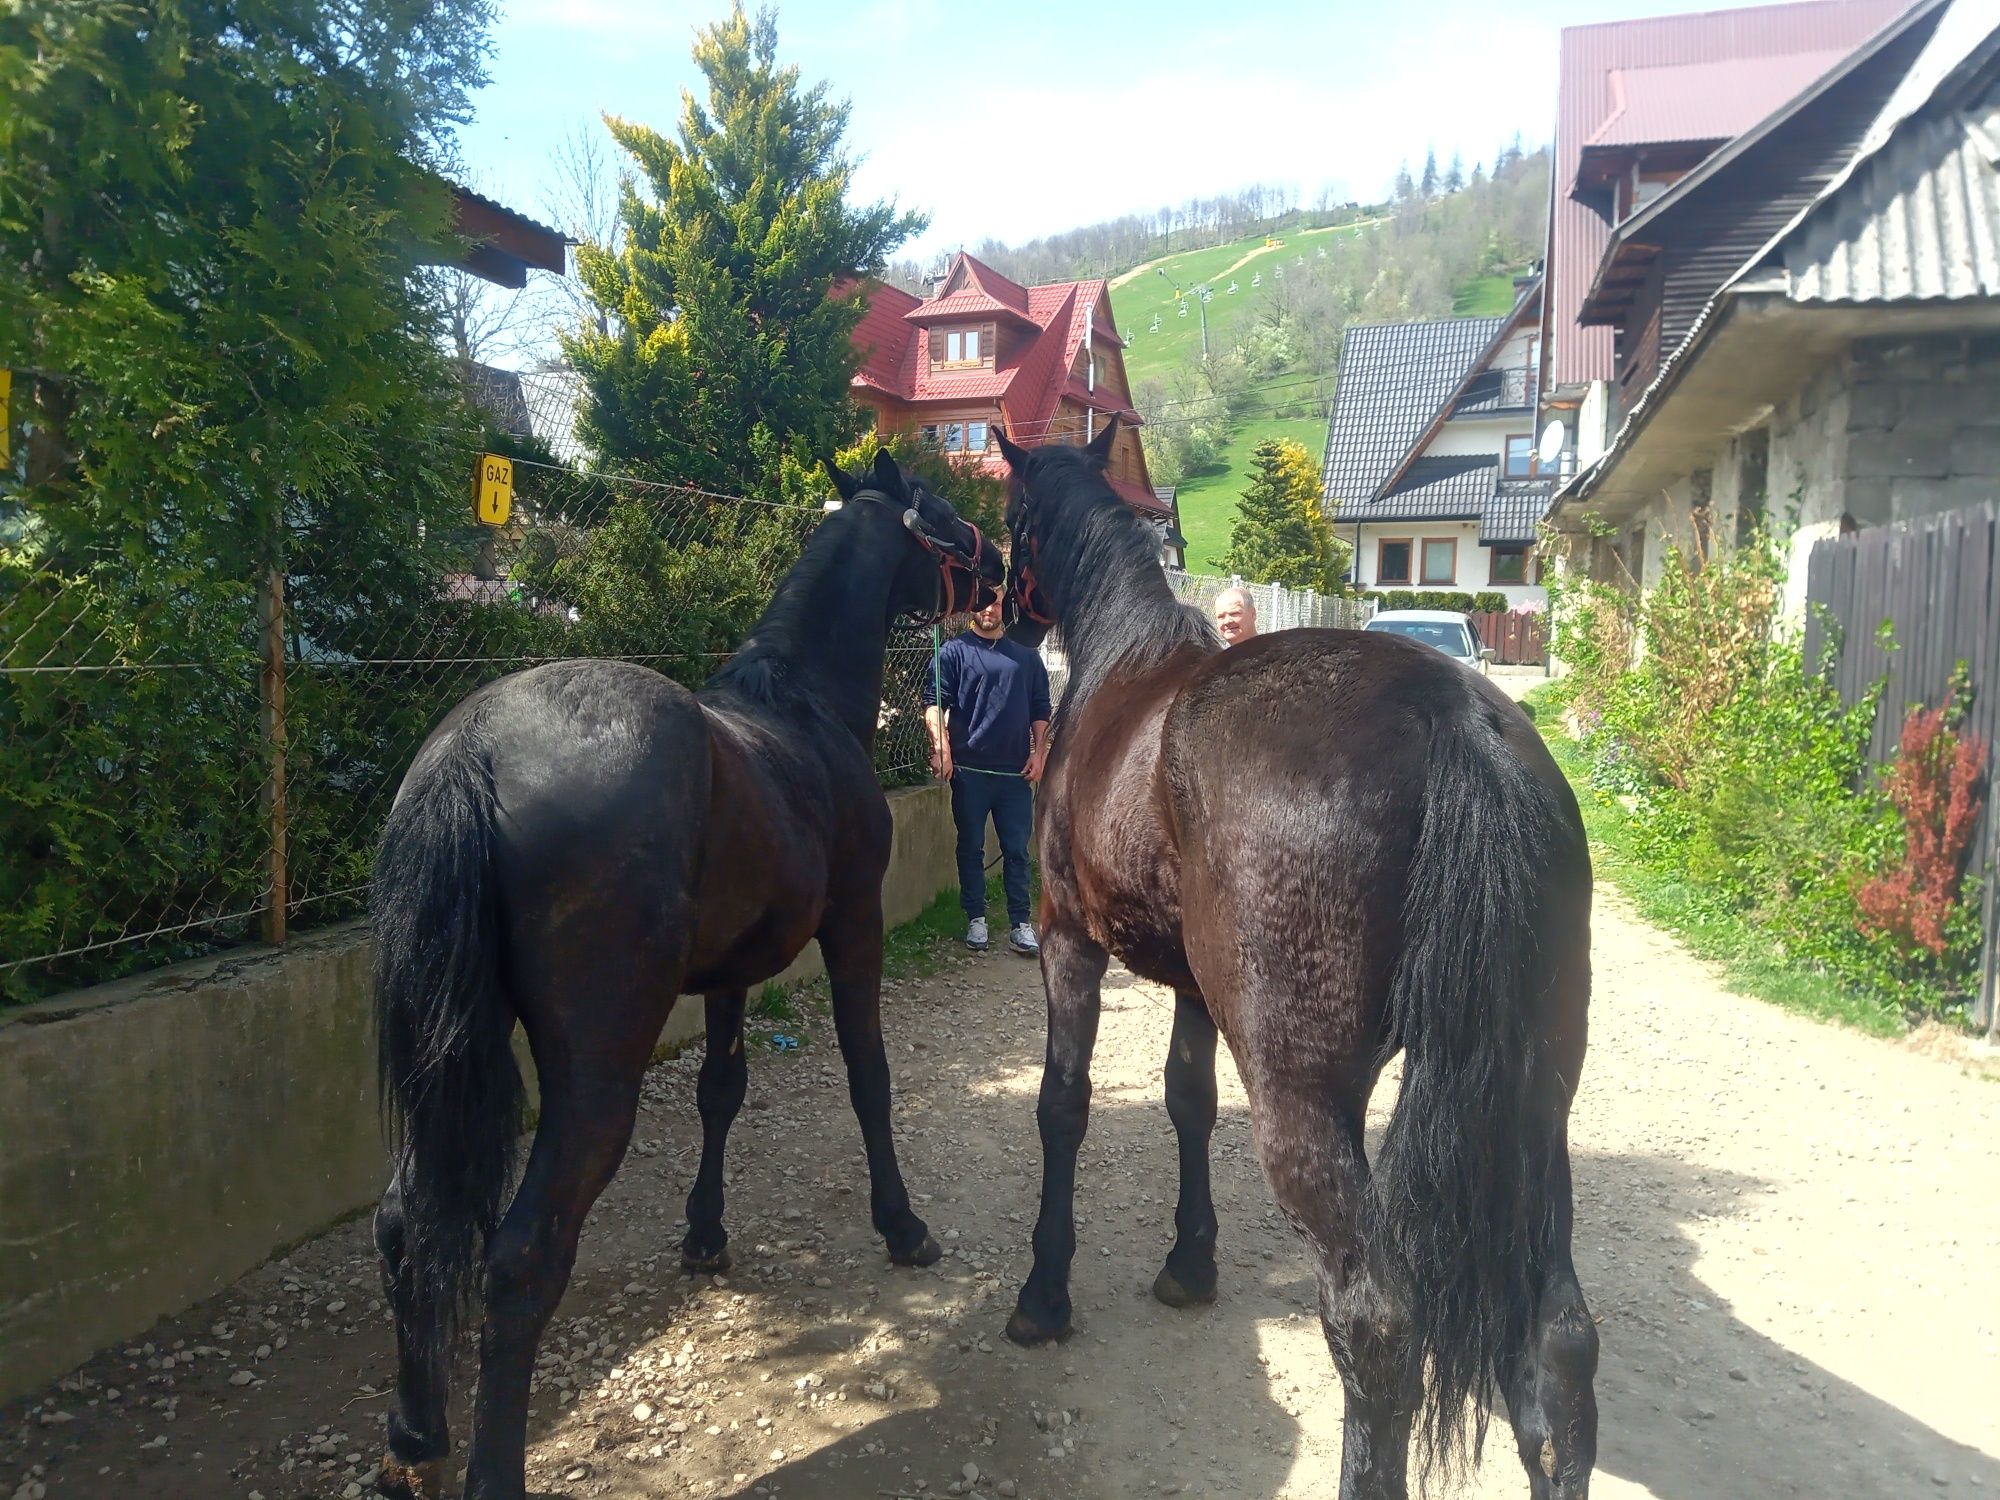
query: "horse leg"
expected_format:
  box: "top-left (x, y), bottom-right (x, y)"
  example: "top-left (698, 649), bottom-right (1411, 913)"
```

top-left (1504, 1128), bottom-right (1599, 1500)
top-left (1153, 989), bottom-right (1220, 1309)
top-left (820, 902), bottom-right (940, 1266)
top-left (681, 988), bottom-right (749, 1274)
top-left (462, 1053), bottom-right (650, 1500)
top-left (1251, 1083), bottom-right (1417, 1500)
top-left (373, 1171), bottom-right (449, 1500)
top-left (1005, 921), bottom-right (1108, 1346)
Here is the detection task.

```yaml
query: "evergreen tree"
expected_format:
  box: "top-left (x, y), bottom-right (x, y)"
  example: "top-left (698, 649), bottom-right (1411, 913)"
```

top-left (0, 0), bottom-right (487, 568)
top-left (0, 0), bottom-right (497, 991)
top-left (1221, 438), bottom-right (1337, 590)
top-left (1419, 147), bottom-right (1440, 200)
top-left (566, 5), bottom-right (924, 496)
top-left (1444, 151), bottom-right (1465, 193)
top-left (1393, 160), bottom-right (1417, 203)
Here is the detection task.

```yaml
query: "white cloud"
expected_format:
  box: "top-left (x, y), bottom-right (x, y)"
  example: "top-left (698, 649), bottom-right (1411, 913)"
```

top-left (853, 21), bottom-right (1554, 254)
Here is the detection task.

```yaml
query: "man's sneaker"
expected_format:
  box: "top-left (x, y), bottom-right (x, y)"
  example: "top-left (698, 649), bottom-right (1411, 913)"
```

top-left (965, 917), bottom-right (989, 952)
top-left (1008, 923), bottom-right (1040, 957)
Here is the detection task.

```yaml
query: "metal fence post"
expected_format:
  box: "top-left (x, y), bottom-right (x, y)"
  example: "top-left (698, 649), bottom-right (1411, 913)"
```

top-left (259, 560), bottom-right (289, 946)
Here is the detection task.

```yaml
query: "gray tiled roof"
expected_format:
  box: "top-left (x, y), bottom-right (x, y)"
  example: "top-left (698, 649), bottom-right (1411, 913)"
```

top-left (1320, 316), bottom-right (1504, 505)
top-left (1482, 481), bottom-right (1557, 543)
top-left (1332, 461), bottom-right (1556, 546)
top-left (1341, 455), bottom-right (1498, 524)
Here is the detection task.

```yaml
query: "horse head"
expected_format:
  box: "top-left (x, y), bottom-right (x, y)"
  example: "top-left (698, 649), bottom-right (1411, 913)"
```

top-left (993, 419), bottom-right (1119, 646)
top-left (823, 449), bottom-right (1003, 625)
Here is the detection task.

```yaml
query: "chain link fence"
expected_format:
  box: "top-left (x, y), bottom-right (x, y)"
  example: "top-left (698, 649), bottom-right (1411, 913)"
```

top-left (1166, 570), bottom-right (1375, 632)
top-left (1, 452), bottom-right (941, 1003)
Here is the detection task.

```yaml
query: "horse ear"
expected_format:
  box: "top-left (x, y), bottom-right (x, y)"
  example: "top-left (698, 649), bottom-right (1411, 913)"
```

top-left (994, 426), bottom-right (1030, 472)
top-left (1086, 415), bottom-right (1117, 468)
top-left (872, 447), bottom-right (905, 499)
top-left (823, 458), bottom-right (860, 500)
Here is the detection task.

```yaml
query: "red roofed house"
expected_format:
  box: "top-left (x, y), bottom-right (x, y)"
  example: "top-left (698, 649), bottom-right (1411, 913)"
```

top-left (848, 253), bottom-right (1177, 553)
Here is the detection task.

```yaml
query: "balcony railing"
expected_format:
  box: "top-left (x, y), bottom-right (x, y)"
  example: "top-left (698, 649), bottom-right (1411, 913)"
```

top-left (1454, 364), bottom-right (1537, 413)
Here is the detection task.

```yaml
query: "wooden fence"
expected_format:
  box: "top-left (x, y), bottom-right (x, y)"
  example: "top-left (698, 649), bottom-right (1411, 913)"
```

top-left (1471, 610), bottom-right (1547, 665)
top-left (1802, 502), bottom-right (2000, 1032)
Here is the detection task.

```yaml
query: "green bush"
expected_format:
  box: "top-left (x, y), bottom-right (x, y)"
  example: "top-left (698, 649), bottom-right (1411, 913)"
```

top-left (1472, 591), bottom-right (1508, 614)
top-left (1365, 589), bottom-right (1477, 613)
top-left (1547, 524), bottom-right (1982, 1020)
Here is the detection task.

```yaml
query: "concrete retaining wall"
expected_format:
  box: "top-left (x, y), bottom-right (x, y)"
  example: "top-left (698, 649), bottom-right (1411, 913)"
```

top-left (0, 782), bottom-right (974, 1403)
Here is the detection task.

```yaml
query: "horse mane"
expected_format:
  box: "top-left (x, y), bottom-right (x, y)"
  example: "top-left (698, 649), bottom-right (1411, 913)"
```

top-left (705, 498), bottom-right (879, 715)
top-left (1021, 445), bottom-right (1216, 713)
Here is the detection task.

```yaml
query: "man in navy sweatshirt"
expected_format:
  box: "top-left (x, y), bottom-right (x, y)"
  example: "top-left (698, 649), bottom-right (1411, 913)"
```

top-left (921, 596), bottom-right (1051, 955)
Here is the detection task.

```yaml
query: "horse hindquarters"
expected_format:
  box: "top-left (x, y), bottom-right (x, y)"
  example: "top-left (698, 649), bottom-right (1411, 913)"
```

top-left (1367, 706), bottom-right (1597, 1495)
top-left (372, 715), bottom-right (524, 1497)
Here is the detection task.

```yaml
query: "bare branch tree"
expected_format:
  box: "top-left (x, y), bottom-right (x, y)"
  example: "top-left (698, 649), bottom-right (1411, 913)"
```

top-left (430, 266), bottom-right (539, 370)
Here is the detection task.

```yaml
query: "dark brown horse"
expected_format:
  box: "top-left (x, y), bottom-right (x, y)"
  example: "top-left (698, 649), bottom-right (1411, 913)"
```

top-left (994, 423), bottom-right (1598, 1499)
top-left (368, 453), bottom-right (1001, 1500)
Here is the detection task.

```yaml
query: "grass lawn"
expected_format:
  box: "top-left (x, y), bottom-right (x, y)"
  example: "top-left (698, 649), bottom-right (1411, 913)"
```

top-left (1526, 687), bottom-right (1903, 1038)
top-left (1172, 415), bottom-right (1328, 573)
top-left (1451, 273), bottom-right (1518, 315)
top-left (1115, 221), bottom-right (1372, 389)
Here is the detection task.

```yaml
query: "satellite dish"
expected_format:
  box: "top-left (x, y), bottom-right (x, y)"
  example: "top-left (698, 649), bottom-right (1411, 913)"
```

top-left (1537, 419), bottom-right (1566, 466)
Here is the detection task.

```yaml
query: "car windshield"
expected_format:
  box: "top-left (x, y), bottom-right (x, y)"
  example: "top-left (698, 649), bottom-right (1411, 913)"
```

top-left (1368, 620), bottom-right (1473, 656)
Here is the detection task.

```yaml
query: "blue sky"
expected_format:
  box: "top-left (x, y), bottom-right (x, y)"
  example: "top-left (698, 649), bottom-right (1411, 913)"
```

top-left (457, 0), bottom-right (1729, 257)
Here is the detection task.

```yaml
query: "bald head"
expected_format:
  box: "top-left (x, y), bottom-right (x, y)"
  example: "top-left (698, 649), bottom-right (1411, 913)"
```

top-left (1213, 587), bottom-right (1258, 645)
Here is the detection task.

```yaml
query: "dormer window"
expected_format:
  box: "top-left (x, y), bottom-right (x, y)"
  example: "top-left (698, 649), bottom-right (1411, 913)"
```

top-left (929, 324), bottom-right (992, 369)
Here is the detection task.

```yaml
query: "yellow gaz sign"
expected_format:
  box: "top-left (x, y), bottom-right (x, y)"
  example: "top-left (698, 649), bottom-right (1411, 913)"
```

top-left (475, 452), bottom-right (513, 526)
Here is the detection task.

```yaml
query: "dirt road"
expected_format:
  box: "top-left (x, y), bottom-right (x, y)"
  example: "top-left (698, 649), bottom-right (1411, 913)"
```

top-left (6, 884), bottom-right (1999, 1500)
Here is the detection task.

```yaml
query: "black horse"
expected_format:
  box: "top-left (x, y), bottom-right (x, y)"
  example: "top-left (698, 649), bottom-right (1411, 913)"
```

top-left (995, 423), bottom-right (1598, 1499)
top-left (369, 453), bottom-right (1002, 1500)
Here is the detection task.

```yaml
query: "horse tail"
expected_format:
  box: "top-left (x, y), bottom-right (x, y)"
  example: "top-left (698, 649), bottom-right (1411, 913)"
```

top-left (372, 714), bottom-right (523, 1366)
top-left (1368, 695), bottom-right (1583, 1475)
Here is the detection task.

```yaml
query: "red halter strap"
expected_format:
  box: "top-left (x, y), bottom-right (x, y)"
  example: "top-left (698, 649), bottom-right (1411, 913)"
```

top-left (899, 511), bottom-right (990, 626)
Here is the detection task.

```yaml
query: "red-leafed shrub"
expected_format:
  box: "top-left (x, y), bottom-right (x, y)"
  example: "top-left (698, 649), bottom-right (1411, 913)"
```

top-left (1855, 705), bottom-right (1988, 958)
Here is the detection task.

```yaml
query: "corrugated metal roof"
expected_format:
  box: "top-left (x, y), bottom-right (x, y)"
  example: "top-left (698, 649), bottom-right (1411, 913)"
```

top-left (1586, 51), bottom-right (1852, 147)
top-left (1320, 317), bottom-right (1502, 505)
top-left (1549, 0), bottom-right (1912, 389)
top-left (1782, 6), bottom-right (2000, 301)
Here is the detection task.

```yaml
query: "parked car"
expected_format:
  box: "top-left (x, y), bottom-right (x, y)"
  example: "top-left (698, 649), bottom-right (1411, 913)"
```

top-left (1363, 609), bottom-right (1494, 673)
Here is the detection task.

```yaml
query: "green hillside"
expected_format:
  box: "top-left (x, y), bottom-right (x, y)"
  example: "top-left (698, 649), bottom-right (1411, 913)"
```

top-left (1105, 156), bottom-right (1550, 579)
top-left (1112, 221), bottom-right (1374, 392)
top-left (1173, 415), bottom-right (1327, 572)
top-left (1108, 224), bottom-right (1364, 572)
top-left (1452, 273), bottom-right (1519, 315)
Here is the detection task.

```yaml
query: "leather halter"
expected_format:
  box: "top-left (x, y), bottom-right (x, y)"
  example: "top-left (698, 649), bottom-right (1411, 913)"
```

top-left (897, 504), bottom-right (992, 626)
top-left (1007, 507), bottom-right (1057, 629)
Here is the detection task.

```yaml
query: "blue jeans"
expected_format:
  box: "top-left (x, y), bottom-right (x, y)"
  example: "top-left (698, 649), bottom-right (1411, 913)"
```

top-left (951, 769), bottom-right (1033, 926)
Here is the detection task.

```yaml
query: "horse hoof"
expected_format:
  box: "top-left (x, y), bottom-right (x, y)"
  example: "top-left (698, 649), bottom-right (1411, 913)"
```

top-left (376, 1456), bottom-right (447, 1500)
top-left (1004, 1307), bottom-right (1073, 1347)
top-left (889, 1233), bottom-right (942, 1268)
top-left (1152, 1265), bottom-right (1217, 1309)
top-left (682, 1245), bottom-right (732, 1275)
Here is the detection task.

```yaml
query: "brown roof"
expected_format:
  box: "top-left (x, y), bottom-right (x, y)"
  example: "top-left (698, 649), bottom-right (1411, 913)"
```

top-left (1549, 0), bottom-right (1913, 389)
